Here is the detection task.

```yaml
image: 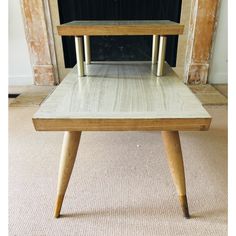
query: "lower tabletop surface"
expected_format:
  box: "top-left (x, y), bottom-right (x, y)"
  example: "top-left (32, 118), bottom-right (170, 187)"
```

top-left (33, 62), bottom-right (211, 131)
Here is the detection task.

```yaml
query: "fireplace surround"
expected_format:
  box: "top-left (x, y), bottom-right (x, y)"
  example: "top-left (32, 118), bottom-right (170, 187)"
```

top-left (20, 0), bottom-right (220, 85)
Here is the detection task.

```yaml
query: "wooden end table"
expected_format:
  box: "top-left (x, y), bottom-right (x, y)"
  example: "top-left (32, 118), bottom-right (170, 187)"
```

top-left (33, 20), bottom-right (211, 219)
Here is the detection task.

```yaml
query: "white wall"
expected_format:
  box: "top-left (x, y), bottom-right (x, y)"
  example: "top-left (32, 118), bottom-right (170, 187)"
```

top-left (9, 0), bottom-right (33, 85)
top-left (208, 0), bottom-right (228, 84)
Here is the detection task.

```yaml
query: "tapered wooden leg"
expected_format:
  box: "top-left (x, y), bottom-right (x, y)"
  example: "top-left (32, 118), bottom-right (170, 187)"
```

top-left (54, 131), bottom-right (81, 218)
top-left (75, 36), bottom-right (85, 76)
top-left (162, 131), bottom-right (190, 218)
top-left (84, 35), bottom-right (91, 64)
top-left (157, 36), bottom-right (167, 76)
top-left (152, 35), bottom-right (159, 64)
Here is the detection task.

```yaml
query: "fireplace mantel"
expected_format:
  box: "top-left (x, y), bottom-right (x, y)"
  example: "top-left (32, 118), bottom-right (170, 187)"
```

top-left (20, 0), bottom-right (220, 85)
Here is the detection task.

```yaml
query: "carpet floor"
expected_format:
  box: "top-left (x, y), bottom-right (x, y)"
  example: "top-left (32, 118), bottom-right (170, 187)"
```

top-left (9, 105), bottom-right (227, 236)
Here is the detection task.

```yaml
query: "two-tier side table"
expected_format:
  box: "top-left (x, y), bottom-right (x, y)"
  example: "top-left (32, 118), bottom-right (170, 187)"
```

top-left (33, 20), bottom-right (211, 219)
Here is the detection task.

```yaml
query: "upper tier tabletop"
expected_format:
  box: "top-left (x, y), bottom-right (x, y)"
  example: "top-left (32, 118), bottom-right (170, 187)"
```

top-left (57, 20), bottom-right (184, 36)
top-left (33, 62), bottom-right (211, 131)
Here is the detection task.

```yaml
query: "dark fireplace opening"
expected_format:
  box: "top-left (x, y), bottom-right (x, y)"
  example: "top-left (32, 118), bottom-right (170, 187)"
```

top-left (58, 0), bottom-right (182, 68)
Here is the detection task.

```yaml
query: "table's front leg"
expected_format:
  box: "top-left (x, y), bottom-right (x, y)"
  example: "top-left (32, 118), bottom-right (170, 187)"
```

top-left (75, 36), bottom-right (85, 77)
top-left (162, 131), bottom-right (190, 218)
top-left (54, 131), bottom-right (81, 218)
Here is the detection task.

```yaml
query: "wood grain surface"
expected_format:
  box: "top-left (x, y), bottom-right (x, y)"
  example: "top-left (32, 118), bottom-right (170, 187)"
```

top-left (57, 20), bottom-right (184, 36)
top-left (33, 62), bottom-right (211, 131)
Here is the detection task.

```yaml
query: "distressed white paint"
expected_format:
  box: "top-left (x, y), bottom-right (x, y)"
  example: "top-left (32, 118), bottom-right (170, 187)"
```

top-left (208, 0), bottom-right (228, 84)
top-left (43, 0), bottom-right (59, 84)
top-left (184, 0), bottom-right (198, 83)
top-left (9, 0), bottom-right (33, 85)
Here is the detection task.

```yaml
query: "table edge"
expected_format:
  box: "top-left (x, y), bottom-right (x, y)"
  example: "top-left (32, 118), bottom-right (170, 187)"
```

top-left (57, 23), bottom-right (184, 36)
top-left (32, 117), bottom-right (211, 132)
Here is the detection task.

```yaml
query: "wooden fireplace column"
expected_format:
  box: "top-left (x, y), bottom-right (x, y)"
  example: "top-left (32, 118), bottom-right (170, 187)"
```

top-left (20, 0), bottom-right (59, 85)
top-left (184, 0), bottom-right (220, 84)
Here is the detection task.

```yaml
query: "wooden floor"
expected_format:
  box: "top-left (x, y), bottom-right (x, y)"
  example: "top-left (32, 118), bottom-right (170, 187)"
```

top-left (189, 84), bottom-right (227, 105)
top-left (213, 84), bottom-right (228, 98)
top-left (33, 62), bottom-right (210, 131)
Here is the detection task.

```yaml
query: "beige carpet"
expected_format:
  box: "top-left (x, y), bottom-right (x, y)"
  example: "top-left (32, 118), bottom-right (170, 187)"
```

top-left (9, 105), bottom-right (227, 236)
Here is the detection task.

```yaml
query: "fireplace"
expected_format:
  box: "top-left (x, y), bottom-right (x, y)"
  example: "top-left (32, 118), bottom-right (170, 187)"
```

top-left (58, 0), bottom-right (182, 68)
top-left (20, 0), bottom-right (219, 85)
